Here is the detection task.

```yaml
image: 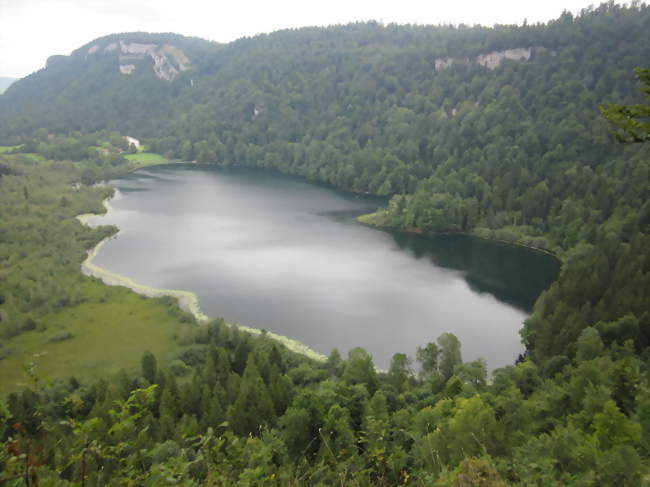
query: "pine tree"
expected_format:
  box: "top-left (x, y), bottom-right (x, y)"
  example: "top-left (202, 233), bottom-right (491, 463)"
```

top-left (437, 333), bottom-right (463, 381)
top-left (229, 355), bottom-right (276, 436)
top-left (342, 347), bottom-right (379, 393)
top-left (141, 351), bottom-right (157, 384)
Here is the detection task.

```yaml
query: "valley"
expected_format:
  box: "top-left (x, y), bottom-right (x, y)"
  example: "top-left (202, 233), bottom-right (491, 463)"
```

top-left (82, 164), bottom-right (558, 370)
top-left (0, 3), bottom-right (648, 484)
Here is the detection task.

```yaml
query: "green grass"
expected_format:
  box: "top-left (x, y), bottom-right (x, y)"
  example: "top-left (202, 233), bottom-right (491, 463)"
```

top-left (0, 156), bottom-right (192, 396)
top-left (2, 152), bottom-right (44, 162)
top-left (125, 152), bottom-right (173, 165)
top-left (357, 211), bottom-right (390, 226)
top-left (0, 145), bottom-right (21, 153)
top-left (21, 153), bottom-right (46, 161)
top-left (0, 280), bottom-right (192, 395)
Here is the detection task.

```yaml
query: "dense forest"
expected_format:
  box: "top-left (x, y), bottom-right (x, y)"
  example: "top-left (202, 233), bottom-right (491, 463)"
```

top-left (1, 2), bottom-right (649, 485)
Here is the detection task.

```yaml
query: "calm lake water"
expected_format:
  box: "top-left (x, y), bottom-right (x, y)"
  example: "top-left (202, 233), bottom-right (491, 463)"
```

top-left (88, 164), bottom-right (559, 370)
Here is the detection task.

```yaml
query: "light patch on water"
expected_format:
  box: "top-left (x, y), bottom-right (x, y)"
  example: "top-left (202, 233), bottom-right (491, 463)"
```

top-left (77, 196), bottom-right (328, 363)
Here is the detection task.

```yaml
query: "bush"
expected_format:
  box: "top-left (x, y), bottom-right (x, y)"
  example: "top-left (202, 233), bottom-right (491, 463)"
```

top-left (151, 440), bottom-right (181, 465)
top-left (542, 355), bottom-right (570, 378)
top-left (175, 324), bottom-right (210, 346)
top-left (0, 346), bottom-right (13, 360)
top-left (169, 359), bottom-right (191, 377)
top-left (173, 344), bottom-right (208, 366)
top-left (20, 318), bottom-right (37, 332)
top-left (48, 331), bottom-right (74, 343)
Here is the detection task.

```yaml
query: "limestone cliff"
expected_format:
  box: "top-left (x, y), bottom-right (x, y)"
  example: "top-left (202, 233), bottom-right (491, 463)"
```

top-left (84, 38), bottom-right (192, 81)
top-left (435, 47), bottom-right (553, 71)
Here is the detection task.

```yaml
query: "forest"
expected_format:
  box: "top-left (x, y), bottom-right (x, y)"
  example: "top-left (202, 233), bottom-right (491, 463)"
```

top-left (0, 2), bottom-right (649, 485)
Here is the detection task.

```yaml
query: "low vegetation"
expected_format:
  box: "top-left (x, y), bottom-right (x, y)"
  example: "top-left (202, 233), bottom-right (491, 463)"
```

top-left (1, 311), bottom-right (648, 484)
top-left (125, 152), bottom-right (174, 165)
top-left (0, 153), bottom-right (189, 395)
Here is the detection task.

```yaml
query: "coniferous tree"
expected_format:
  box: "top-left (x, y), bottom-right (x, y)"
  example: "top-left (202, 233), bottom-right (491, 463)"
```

top-left (229, 355), bottom-right (276, 436)
top-left (437, 333), bottom-right (463, 381)
top-left (140, 351), bottom-right (157, 384)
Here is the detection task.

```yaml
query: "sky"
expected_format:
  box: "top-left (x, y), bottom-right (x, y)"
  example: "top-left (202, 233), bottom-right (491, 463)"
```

top-left (0, 0), bottom-right (599, 78)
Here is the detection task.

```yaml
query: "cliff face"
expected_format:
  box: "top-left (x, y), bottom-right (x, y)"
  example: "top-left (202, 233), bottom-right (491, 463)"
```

top-left (435, 47), bottom-right (553, 71)
top-left (83, 38), bottom-right (191, 81)
top-left (476, 47), bottom-right (532, 69)
top-left (0, 32), bottom-right (217, 136)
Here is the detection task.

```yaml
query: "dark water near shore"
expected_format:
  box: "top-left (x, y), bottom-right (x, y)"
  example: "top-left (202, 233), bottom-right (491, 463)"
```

top-left (88, 164), bottom-right (559, 370)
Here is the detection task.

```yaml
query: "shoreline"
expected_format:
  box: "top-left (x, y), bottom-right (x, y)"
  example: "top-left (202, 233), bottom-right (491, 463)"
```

top-left (76, 191), bottom-right (328, 363)
top-left (357, 211), bottom-right (562, 261)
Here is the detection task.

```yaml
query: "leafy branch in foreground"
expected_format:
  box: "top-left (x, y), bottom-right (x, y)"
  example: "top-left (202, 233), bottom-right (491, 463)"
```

top-left (600, 67), bottom-right (650, 142)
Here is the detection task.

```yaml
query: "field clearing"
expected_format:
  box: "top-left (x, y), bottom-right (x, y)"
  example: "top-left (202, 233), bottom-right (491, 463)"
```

top-left (125, 152), bottom-right (173, 165)
top-left (0, 279), bottom-right (189, 395)
top-left (20, 153), bottom-right (46, 161)
top-left (0, 157), bottom-right (193, 396)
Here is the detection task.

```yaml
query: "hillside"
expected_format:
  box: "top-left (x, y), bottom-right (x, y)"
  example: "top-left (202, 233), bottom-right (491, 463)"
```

top-left (0, 2), bottom-right (649, 484)
top-left (0, 32), bottom-right (218, 136)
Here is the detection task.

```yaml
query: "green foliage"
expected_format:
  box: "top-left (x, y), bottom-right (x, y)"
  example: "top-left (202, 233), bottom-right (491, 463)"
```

top-left (416, 342), bottom-right (439, 379)
top-left (387, 353), bottom-right (414, 392)
top-left (541, 355), bottom-right (570, 378)
top-left (229, 356), bottom-right (276, 436)
top-left (576, 327), bottom-right (605, 361)
top-left (593, 399), bottom-right (641, 450)
top-left (342, 347), bottom-right (379, 393)
top-left (141, 351), bottom-right (158, 384)
top-left (437, 333), bottom-right (463, 381)
top-left (317, 404), bottom-right (356, 465)
top-left (0, 321), bottom-right (648, 484)
top-left (0, 155), bottom-right (196, 395)
top-left (0, 33), bottom-right (215, 139)
top-left (438, 456), bottom-right (507, 487)
top-left (601, 68), bottom-right (650, 142)
top-left (522, 234), bottom-right (650, 361)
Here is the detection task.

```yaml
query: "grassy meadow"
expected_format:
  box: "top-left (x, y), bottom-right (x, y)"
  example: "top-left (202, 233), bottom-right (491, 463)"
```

top-left (0, 154), bottom-right (193, 395)
top-left (0, 283), bottom-right (194, 394)
top-left (125, 152), bottom-right (173, 165)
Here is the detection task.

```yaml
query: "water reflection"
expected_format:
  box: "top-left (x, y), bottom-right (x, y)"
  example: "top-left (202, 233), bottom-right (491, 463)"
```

top-left (389, 232), bottom-right (559, 312)
top-left (89, 164), bottom-right (559, 369)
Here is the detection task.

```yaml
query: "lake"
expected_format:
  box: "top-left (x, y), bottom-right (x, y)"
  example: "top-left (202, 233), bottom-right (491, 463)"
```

top-left (86, 164), bottom-right (559, 370)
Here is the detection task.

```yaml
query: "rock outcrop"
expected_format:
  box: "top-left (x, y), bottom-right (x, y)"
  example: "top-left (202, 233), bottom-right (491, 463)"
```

top-left (85, 39), bottom-right (191, 81)
top-left (476, 47), bottom-right (532, 70)
top-left (435, 47), bottom-right (552, 71)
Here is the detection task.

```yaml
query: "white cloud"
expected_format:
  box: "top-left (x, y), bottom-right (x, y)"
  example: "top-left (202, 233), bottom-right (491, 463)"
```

top-left (0, 0), bottom-right (595, 78)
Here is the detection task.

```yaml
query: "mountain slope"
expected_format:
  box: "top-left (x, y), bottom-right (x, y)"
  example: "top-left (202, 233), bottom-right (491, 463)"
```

top-left (0, 32), bottom-right (218, 136)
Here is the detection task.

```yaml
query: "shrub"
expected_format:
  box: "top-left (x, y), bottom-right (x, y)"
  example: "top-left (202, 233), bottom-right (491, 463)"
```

top-left (48, 331), bottom-right (74, 343)
top-left (169, 359), bottom-right (191, 377)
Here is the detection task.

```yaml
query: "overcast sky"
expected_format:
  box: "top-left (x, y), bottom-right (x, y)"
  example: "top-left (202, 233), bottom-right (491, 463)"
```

top-left (1, 0), bottom-right (599, 78)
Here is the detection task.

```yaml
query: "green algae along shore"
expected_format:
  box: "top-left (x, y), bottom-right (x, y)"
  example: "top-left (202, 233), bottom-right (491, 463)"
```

top-left (76, 193), bottom-right (328, 363)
